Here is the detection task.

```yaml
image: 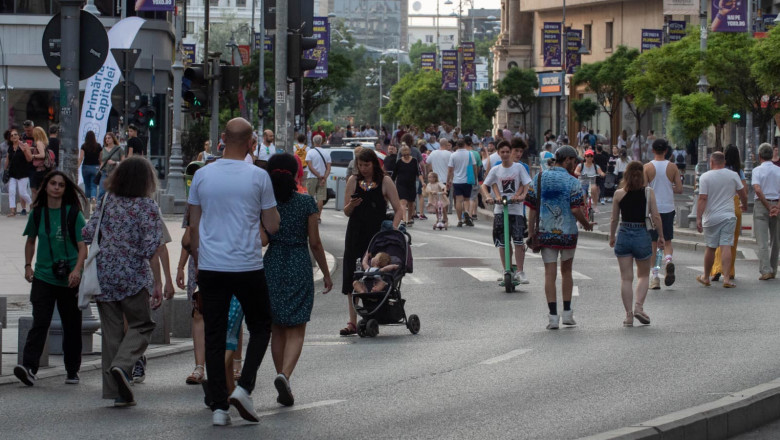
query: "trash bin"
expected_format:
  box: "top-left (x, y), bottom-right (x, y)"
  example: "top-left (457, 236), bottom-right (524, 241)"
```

top-left (184, 161), bottom-right (204, 198)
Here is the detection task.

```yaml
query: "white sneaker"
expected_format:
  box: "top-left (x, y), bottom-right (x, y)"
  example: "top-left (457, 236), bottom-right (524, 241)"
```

top-left (212, 409), bottom-right (231, 426)
top-left (562, 309), bottom-right (576, 326)
top-left (229, 385), bottom-right (259, 422)
top-left (649, 276), bottom-right (661, 290)
top-left (514, 271), bottom-right (529, 284)
top-left (547, 314), bottom-right (560, 330)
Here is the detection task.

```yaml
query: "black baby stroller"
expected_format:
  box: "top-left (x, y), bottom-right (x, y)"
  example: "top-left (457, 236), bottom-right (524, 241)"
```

top-left (352, 228), bottom-right (420, 337)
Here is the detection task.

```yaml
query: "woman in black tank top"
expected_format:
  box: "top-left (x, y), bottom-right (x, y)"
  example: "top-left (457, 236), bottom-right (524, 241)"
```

top-left (609, 161), bottom-right (664, 328)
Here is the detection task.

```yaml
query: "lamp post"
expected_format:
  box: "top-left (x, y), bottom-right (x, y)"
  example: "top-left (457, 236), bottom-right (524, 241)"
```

top-left (688, 0), bottom-right (711, 224)
top-left (560, 0), bottom-right (567, 141)
top-left (366, 61), bottom-right (385, 129)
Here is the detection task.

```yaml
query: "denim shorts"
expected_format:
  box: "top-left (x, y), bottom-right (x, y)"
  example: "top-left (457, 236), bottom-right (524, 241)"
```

top-left (614, 222), bottom-right (653, 260)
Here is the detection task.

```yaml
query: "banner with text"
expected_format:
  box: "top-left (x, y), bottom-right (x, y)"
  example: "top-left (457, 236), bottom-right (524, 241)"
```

top-left (641, 29), bottom-right (663, 52)
top-left (663, 0), bottom-right (698, 16)
top-left (182, 43), bottom-right (196, 66)
top-left (304, 17), bottom-right (330, 78)
top-left (565, 28), bottom-right (581, 74)
top-left (668, 20), bottom-right (687, 42)
top-left (421, 52), bottom-right (436, 71)
top-left (711, 0), bottom-right (748, 32)
top-left (254, 33), bottom-right (274, 51)
top-left (461, 41), bottom-right (476, 83)
top-left (136, 0), bottom-right (174, 11)
top-left (441, 50), bottom-right (458, 90)
top-left (543, 22), bottom-right (562, 68)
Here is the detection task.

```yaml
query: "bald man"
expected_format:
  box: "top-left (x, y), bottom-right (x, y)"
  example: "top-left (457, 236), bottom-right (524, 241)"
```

top-left (254, 129), bottom-right (276, 168)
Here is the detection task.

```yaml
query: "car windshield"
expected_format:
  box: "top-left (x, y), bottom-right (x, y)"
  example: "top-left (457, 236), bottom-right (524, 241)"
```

top-left (330, 151), bottom-right (353, 167)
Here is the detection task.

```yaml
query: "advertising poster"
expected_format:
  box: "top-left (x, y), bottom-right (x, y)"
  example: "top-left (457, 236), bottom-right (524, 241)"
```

top-left (441, 50), bottom-right (458, 90)
top-left (461, 41), bottom-right (476, 83)
top-left (136, 0), bottom-right (174, 11)
top-left (663, 0), bottom-right (699, 16)
top-left (537, 72), bottom-right (563, 97)
top-left (254, 33), bottom-right (274, 51)
top-left (421, 52), bottom-right (436, 71)
top-left (543, 22), bottom-right (562, 68)
top-left (668, 20), bottom-right (687, 42)
top-left (182, 43), bottom-right (195, 66)
top-left (304, 16), bottom-right (330, 78)
top-left (238, 45), bottom-right (251, 65)
top-left (711, 0), bottom-right (748, 32)
top-left (565, 28), bottom-right (581, 74)
top-left (641, 29), bottom-right (663, 52)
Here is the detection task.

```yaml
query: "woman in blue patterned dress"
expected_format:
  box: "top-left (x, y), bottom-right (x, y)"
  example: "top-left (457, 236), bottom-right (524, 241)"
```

top-left (262, 153), bottom-right (332, 407)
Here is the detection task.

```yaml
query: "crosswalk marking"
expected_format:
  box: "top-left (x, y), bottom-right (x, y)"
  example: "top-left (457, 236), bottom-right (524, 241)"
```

top-left (573, 286), bottom-right (580, 297)
top-left (404, 275), bottom-right (424, 284)
top-left (461, 267), bottom-right (502, 282)
top-left (256, 400), bottom-right (345, 418)
top-left (740, 249), bottom-right (757, 260)
top-left (438, 234), bottom-right (494, 248)
top-left (571, 270), bottom-right (592, 280)
top-left (481, 349), bottom-right (532, 365)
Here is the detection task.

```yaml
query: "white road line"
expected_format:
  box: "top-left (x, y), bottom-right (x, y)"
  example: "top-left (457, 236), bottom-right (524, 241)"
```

top-left (740, 249), bottom-right (757, 260)
top-left (573, 286), bottom-right (580, 297)
top-left (304, 341), bottom-right (353, 346)
top-left (480, 349), bottom-right (533, 365)
top-left (571, 270), bottom-right (592, 280)
top-left (461, 267), bottom-right (502, 282)
top-left (687, 266), bottom-right (703, 272)
top-left (437, 234), bottom-right (494, 247)
top-left (404, 275), bottom-right (424, 284)
top-left (256, 400), bottom-right (345, 418)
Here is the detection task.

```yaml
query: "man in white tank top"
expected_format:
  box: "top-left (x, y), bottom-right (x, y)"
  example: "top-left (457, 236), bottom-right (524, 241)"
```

top-left (643, 139), bottom-right (683, 290)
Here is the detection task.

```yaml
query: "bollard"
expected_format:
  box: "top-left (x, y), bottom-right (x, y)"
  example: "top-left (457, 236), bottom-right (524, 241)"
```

top-left (171, 296), bottom-right (193, 338)
top-left (0, 191), bottom-right (9, 215)
top-left (150, 297), bottom-right (173, 344)
top-left (48, 306), bottom-right (101, 355)
top-left (677, 206), bottom-right (691, 229)
top-left (0, 297), bottom-right (6, 329)
top-left (18, 317), bottom-right (49, 367)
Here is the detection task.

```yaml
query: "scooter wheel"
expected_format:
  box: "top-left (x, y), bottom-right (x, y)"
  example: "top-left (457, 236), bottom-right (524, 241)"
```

top-left (504, 273), bottom-right (513, 293)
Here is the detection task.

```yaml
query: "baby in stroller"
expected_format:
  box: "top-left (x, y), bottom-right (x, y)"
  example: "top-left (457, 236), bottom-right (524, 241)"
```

top-left (353, 252), bottom-right (399, 293)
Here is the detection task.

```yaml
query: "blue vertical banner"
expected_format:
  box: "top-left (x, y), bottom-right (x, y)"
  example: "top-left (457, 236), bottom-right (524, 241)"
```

top-left (304, 17), bottom-right (329, 78)
top-left (711, 0), bottom-right (748, 32)
top-left (461, 42), bottom-right (476, 83)
top-left (668, 20), bottom-right (687, 42)
top-left (565, 28), bottom-right (581, 74)
top-left (641, 29), bottom-right (663, 52)
top-left (182, 43), bottom-right (195, 67)
top-left (543, 22), bottom-right (562, 68)
top-left (441, 50), bottom-right (458, 90)
top-left (421, 52), bottom-right (436, 71)
top-left (255, 33), bottom-right (274, 51)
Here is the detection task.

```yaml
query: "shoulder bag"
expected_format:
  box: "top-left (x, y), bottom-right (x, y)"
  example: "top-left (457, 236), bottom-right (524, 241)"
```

top-left (93, 147), bottom-right (121, 186)
top-left (78, 194), bottom-right (108, 309)
top-left (645, 186), bottom-right (655, 230)
top-left (529, 172), bottom-right (543, 253)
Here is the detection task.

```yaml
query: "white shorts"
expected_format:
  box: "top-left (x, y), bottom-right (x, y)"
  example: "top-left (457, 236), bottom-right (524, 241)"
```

top-left (541, 247), bottom-right (576, 264)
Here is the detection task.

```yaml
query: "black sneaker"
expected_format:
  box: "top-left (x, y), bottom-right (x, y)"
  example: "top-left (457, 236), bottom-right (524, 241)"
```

top-left (113, 397), bottom-right (137, 407)
top-left (132, 355), bottom-right (146, 383)
top-left (110, 366), bottom-right (135, 404)
top-left (65, 373), bottom-right (80, 385)
top-left (20, 209), bottom-right (27, 216)
top-left (13, 365), bottom-right (36, 386)
top-left (274, 373), bottom-right (294, 407)
top-left (463, 213), bottom-right (474, 227)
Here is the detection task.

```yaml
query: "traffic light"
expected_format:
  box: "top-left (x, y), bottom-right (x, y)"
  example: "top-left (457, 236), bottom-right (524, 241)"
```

top-left (287, 33), bottom-right (318, 79)
top-left (146, 105), bottom-right (156, 128)
top-left (221, 65), bottom-right (240, 93)
top-left (258, 96), bottom-right (273, 118)
top-left (183, 63), bottom-right (209, 110)
top-left (134, 106), bottom-right (149, 126)
top-left (732, 111), bottom-right (742, 120)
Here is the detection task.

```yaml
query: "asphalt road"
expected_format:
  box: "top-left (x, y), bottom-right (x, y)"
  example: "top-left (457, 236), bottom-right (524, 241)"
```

top-left (1, 209), bottom-right (779, 440)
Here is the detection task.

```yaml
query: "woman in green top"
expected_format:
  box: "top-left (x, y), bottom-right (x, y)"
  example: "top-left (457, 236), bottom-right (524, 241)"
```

top-left (14, 171), bottom-right (87, 387)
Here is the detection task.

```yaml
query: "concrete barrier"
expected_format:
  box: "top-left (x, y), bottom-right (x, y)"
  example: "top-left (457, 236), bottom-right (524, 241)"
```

top-left (171, 296), bottom-right (193, 339)
top-left (0, 297), bottom-right (6, 329)
top-left (17, 317), bottom-right (48, 367)
top-left (150, 297), bottom-right (173, 344)
top-left (677, 206), bottom-right (692, 229)
top-left (0, 191), bottom-right (9, 215)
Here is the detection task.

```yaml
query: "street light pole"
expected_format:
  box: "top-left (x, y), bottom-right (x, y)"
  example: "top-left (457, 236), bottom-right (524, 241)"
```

top-left (559, 0), bottom-right (567, 142)
top-left (688, 0), bottom-right (710, 224)
top-left (379, 61), bottom-right (384, 130)
top-left (167, 0), bottom-right (187, 205)
top-left (456, 0), bottom-right (462, 129)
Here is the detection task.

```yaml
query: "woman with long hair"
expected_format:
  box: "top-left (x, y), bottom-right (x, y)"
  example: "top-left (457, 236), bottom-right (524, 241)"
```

top-left (5, 128), bottom-right (33, 217)
top-left (609, 161), bottom-right (664, 327)
top-left (394, 144), bottom-right (424, 225)
top-left (97, 131), bottom-right (124, 198)
top-left (262, 153), bottom-right (332, 406)
top-left (78, 130), bottom-right (102, 201)
top-left (82, 157), bottom-right (165, 407)
top-left (15, 171), bottom-right (87, 386)
top-left (711, 145), bottom-right (747, 282)
top-left (29, 127), bottom-right (50, 199)
top-left (340, 148), bottom-right (403, 335)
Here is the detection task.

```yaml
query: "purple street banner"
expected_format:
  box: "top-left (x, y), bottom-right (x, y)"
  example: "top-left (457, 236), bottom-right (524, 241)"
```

top-left (182, 43), bottom-right (195, 67)
top-left (254, 33), bottom-right (274, 51)
top-left (565, 28), bottom-right (581, 74)
top-left (543, 22), bottom-right (562, 68)
top-left (421, 52), bottom-right (436, 71)
top-left (668, 20), bottom-right (687, 42)
top-left (641, 29), bottom-right (663, 52)
top-left (441, 50), bottom-right (458, 90)
top-left (711, 0), bottom-right (748, 32)
top-left (461, 41), bottom-right (476, 83)
top-left (135, 0), bottom-right (174, 11)
top-left (304, 16), bottom-right (329, 78)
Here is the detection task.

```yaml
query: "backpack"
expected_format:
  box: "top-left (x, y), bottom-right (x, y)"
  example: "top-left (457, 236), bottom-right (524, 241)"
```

top-left (43, 148), bottom-right (55, 170)
top-left (294, 144), bottom-right (308, 168)
top-left (33, 205), bottom-right (80, 247)
top-left (674, 150), bottom-right (686, 167)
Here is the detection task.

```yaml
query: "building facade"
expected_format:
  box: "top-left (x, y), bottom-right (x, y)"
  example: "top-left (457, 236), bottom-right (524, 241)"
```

top-left (329, 0), bottom-right (408, 52)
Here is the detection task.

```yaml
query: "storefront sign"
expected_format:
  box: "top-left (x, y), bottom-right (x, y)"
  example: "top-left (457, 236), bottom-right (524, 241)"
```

top-left (441, 50), bottom-right (458, 90)
top-left (565, 28), bottom-right (581, 74)
top-left (421, 52), bottom-right (436, 71)
top-left (304, 17), bottom-right (329, 78)
top-left (461, 41), bottom-right (476, 82)
top-left (255, 33), bottom-right (274, 51)
top-left (537, 72), bottom-right (563, 97)
top-left (668, 20), bottom-right (687, 42)
top-left (641, 29), bottom-right (663, 52)
top-left (542, 22), bottom-right (562, 68)
top-left (711, 0), bottom-right (748, 32)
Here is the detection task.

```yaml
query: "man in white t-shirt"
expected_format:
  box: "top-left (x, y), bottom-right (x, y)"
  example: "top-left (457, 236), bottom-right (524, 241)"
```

top-left (254, 130), bottom-right (276, 167)
top-left (305, 135), bottom-right (331, 221)
top-left (447, 139), bottom-right (477, 227)
top-left (482, 141), bottom-right (532, 284)
top-left (187, 117), bottom-right (281, 426)
top-left (696, 152), bottom-right (747, 288)
top-left (752, 143), bottom-right (780, 280)
top-left (427, 138), bottom-right (452, 183)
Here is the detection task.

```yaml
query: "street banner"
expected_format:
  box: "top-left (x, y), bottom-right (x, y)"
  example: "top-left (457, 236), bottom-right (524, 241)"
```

top-left (238, 45), bottom-right (251, 66)
top-left (663, 0), bottom-right (698, 16)
top-left (461, 41), bottom-right (476, 83)
top-left (565, 28), bottom-right (581, 74)
top-left (78, 17), bottom-right (145, 150)
top-left (441, 50), bottom-right (458, 90)
top-left (182, 43), bottom-right (195, 66)
top-left (254, 33), bottom-right (274, 51)
top-left (421, 52), bottom-right (436, 71)
top-left (711, 0), bottom-right (748, 32)
top-left (641, 29), bottom-right (663, 52)
top-left (668, 20), bottom-right (687, 42)
top-left (542, 22), bottom-right (562, 68)
top-left (537, 72), bottom-right (563, 97)
top-left (135, 0), bottom-right (174, 11)
top-left (304, 16), bottom-right (329, 78)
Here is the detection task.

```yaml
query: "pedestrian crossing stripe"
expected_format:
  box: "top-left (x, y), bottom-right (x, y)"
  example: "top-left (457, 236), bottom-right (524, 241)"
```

top-left (461, 267), bottom-right (502, 282)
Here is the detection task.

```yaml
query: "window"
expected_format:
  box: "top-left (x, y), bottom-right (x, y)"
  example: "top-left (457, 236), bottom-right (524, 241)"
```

top-left (186, 21), bottom-right (195, 34)
top-left (425, 35), bottom-right (433, 43)
top-left (584, 24), bottom-right (592, 51)
top-left (605, 22), bottom-right (613, 49)
top-left (209, 0), bottom-right (218, 6)
top-left (236, 0), bottom-right (245, 6)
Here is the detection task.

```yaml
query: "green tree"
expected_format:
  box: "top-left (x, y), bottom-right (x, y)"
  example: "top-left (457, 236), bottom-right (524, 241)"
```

top-left (311, 119), bottom-right (334, 134)
top-left (495, 67), bottom-right (538, 135)
top-left (408, 40), bottom-right (437, 73)
top-left (474, 91), bottom-right (501, 121)
top-left (301, 51), bottom-right (354, 122)
top-left (572, 98), bottom-right (599, 124)
top-left (749, 26), bottom-right (780, 142)
top-left (670, 93), bottom-right (726, 143)
top-left (382, 70), bottom-right (457, 128)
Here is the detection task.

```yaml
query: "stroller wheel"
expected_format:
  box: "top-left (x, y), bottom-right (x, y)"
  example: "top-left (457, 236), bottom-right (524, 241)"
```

top-left (366, 319), bottom-right (379, 337)
top-left (407, 314), bottom-right (421, 334)
top-left (357, 319), bottom-right (367, 337)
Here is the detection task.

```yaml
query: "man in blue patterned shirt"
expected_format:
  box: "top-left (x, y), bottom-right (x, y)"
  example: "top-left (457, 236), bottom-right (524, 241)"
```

top-left (526, 146), bottom-right (594, 330)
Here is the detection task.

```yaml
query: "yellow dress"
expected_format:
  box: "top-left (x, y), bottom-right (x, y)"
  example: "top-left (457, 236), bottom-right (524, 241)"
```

top-left (711, 195), bottom-right (741, 278)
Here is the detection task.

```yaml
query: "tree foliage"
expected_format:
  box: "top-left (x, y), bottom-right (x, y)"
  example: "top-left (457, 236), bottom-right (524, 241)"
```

top-left (670, 93), bottom-right (726, 142)
top-left (407, 40), bottom-right (437, 73)
top-left (382, 70), bottom-right (457, 128)
top-left (495, 67), bottom-right (538, 131)
top-left (572, 98), bottom-right (599, 124)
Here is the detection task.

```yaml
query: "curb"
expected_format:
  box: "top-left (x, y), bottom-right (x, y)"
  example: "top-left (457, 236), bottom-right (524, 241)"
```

top-left (313, 250), bottom-right (338, 283)
top-left (578, 378), bottom-right (780, 440)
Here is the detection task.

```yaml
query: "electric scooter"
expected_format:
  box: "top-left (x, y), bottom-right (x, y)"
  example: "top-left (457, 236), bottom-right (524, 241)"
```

top-left (499, 196), bottom-right (521, 293)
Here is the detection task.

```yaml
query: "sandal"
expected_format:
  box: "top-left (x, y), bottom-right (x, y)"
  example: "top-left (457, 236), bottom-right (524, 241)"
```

top-left (634, 307), bottom-right (651, 325)
top-left (696, 275), bottom-right (711, 287)
top-left (233, 359), bottom-right (242, 381)
top-left (339, 322), bottom-right (357, 336)
top-left (711, 273), bottom-right (721, 282)
top-left (723, 281), bottom-right (736, 288)
top-left (185, 365), bottom-right (205, 385)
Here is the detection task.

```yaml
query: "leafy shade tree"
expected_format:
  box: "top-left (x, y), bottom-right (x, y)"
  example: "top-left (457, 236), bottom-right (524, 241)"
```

top-left (408, 40), bottom-right (437, 73)
top-left (311, 119), bottom-right (335, 135)
top-left (495, 67), bottom-right (538, 135)
top-left (670, 93), bottom-right (726, 144)
top-left (301, 51), bottom-right (354, 122)
top-left (240, 51), bottom-right (276, 125)
top-left (474, 91), bottom-right (501, 122)
top-left (382, 70), bottom-right (457, 128)
top-left (750, 26), bottom-right (780, 142)
top-left (572, 98), bottom-right (599, 125)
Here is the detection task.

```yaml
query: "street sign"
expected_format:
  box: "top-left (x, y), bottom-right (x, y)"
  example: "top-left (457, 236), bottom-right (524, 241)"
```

top-left (111, 48), bottom-right (141, 77)
top-left (41, 11), bottom-right (109, 80)
top-left (111, 81), bottom-right (142, 113)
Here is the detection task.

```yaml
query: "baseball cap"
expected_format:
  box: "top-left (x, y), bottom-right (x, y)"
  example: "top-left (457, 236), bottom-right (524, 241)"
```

top-left (584, 149), bottom-right (594, 156)
top-left (555, 145), bottom-right (578, 162)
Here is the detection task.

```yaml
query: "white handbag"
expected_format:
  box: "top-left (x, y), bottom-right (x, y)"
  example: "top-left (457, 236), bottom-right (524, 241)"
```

top-left (78, 194), bottom-right (108, 310)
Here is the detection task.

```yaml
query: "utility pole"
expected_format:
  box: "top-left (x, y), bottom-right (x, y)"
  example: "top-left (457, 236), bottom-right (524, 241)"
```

top-left (661, 14), bottom-right (670, 138)
top-left (167, 0), bottom-right (187, 206)
top-left (688, 0), bottom-right (711, 224)
top-left (258, 0), bottom-right (265, 134)
top-left (274, 0), bottom-right (289, 151)
top-left (210, 58), bottom-right (221, 148)
top-left (59, 0), bottom-right (81, 183)
top-left (456, 0), bottom-right (462, 129)
top-left (559, 0), bottom-right (567, 142)
top-left (745, 0), bottom-right (755, 173)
